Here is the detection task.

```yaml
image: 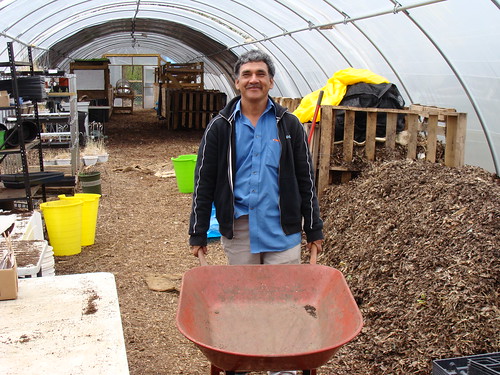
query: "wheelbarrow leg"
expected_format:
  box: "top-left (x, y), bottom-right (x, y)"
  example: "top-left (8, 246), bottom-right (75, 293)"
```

top-left (210, 364), bottom-right (223, 374)
top-left (209, 364), bottom-right (239, 375)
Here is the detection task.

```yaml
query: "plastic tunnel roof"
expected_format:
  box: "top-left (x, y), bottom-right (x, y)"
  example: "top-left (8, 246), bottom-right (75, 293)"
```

top-left (0, 0), bottom-right (499, 174)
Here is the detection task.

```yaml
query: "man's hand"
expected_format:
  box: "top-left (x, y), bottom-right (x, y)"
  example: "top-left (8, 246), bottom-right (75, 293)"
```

top-left (306, 239), bottom-right (323, 254)
top-left (191, 245), bottom-right (207, 257)
top-left (306, 240), bottom-right (323, 264)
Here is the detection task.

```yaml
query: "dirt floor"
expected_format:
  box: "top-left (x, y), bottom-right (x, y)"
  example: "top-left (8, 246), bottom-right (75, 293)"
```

top-left (54, 108), bottom-right (499, 375)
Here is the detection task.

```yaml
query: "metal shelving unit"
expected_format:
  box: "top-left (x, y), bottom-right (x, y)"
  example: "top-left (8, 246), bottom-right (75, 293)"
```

top-left (0, 42), bottom-right (46, 210)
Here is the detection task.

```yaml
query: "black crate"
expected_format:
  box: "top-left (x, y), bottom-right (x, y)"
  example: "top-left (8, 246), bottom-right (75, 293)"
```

top-left (433, 353), bottom-right (500, 375)
top-left (468, 353), bottom-right (500, 375)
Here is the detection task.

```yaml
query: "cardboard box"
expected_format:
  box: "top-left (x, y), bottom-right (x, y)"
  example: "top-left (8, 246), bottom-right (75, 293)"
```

top-left (0, 261), bottom-right (18, 301)
top-left (0, 91), bottom-right (10, 107)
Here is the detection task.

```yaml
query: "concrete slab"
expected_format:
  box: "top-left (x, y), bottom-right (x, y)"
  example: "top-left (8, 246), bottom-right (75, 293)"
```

top-left (0, 272), bottom-right (129, 374)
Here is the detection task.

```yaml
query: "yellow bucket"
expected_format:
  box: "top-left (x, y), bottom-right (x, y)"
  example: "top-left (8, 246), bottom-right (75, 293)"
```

top-left (59, 193), bottom-right (101, 246)
top-left (40, 199), bottom-right (83, 256)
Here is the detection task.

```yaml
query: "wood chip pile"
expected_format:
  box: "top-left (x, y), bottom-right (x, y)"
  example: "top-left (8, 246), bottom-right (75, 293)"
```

top-left (318, 159), bottom-right (499, 374)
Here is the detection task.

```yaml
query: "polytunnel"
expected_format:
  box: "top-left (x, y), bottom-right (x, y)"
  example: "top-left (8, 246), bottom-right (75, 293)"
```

top-left (0, 0), bottom-right (499, 175)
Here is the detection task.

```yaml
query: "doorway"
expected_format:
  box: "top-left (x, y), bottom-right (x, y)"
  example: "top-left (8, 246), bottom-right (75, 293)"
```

top-left (122, 65), bottom-right (143, 108)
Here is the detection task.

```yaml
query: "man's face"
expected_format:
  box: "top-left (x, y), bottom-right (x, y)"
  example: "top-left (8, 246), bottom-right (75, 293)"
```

top-left (235, 61), bottom-right (274, 102)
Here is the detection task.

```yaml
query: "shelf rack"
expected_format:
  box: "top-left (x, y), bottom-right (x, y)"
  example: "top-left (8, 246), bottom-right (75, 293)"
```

top-left (0, 42), bottom-right (46, 210)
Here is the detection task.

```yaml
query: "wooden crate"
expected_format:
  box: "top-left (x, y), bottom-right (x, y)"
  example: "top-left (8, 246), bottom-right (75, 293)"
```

top-left (158, 89), bottom-right (226, 130)
top-left (310, 105), bottom-right (467, 197)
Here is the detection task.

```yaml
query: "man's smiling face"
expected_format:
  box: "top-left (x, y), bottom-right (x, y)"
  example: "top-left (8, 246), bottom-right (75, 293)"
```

top-left (235, 61), bottom-right (274, 102)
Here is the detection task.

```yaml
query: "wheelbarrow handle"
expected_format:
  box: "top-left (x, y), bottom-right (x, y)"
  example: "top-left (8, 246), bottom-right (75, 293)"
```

top-left (197, 248), bottom-right (209, 266)
top-left (310, 243), bottom-right (318, 265)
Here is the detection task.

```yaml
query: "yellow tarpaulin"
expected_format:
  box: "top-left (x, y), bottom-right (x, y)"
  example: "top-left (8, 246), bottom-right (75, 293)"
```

top-left (292, 68), bottom-right (390, 123)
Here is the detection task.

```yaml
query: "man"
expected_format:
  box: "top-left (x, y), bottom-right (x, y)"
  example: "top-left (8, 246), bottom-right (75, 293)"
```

top-left (188, 49), bottom-right (324, 375)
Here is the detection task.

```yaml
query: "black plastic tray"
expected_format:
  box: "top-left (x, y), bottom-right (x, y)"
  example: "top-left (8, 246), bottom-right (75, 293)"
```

top-left (0, 172), bottom-right (64, 188)
top-left (433, 352), bottom-right (500, 375)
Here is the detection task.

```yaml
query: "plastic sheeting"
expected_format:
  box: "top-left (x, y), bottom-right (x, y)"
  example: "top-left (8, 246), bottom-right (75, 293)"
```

top-left (293, 68), bottom-right (390, 123)
top-left (0, 0), bottom-right (498, 174)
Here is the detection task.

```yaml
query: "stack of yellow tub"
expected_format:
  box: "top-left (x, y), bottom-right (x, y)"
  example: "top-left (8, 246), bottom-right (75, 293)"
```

top-left (40, 193), bottom-right (101, 256)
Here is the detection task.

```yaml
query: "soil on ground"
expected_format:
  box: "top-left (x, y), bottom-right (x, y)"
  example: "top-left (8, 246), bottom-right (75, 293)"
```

top-left (55, 109), bottom-right (499, 375)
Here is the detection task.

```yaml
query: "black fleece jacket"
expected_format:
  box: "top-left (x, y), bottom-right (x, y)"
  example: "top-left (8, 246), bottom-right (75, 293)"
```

top-left (189, 96), bottom-right (323, 247)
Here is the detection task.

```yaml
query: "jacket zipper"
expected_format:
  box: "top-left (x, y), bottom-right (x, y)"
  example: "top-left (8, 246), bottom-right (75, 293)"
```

top-left (220, 112), bottom-right (236, 236)
top-left (276, 112), bottom-right (285, 233)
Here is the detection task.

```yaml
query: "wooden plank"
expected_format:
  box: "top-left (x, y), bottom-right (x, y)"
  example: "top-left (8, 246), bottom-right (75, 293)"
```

top-left (409, 104), bottom-right (456, 121)
top-left (332, 105), bottom-right (415, 114)
top-left (161, 86), bottom-right (166, 119)
top-left (194, 92), bottom-right (200, 129)
top-left (406, 113), bottom-right (419, 160)
top-left (165, 88), bottom-right (171, 128)
top-left (218, 92), bottom-right (226, 109)
top-left (201, 93), bottom-right (208, 128)
top-left (166, 73), bottom-right (182, 89)
top-left (386, 112), bottom-right (397, 149)
top-left (209, 92), bottom-right (215, 112)
top-left (188, 92), bottom-right (194, 129)
top-left (181, 92), bottom-right (188, 128)
top-left (317, 106), bottom-right (334, 197)
top-left (341, 110), bottom-right (355, 183)
top-left (172, 91), bottom-right (180, 130)
top-left (456, 113), bottom-right (467, 167)
top-left (426, 114), bottom-right (438, 163)
top-left (418, 121), bottom-right (446, 137)
top-left (343, 110), bottom-right (355, 162)
top-left (291, 98), bottom-right (301, 113)
top-left (329, 166), bottom-right (360, 172)
top-left (310, 123), bottom-right (320, 172)
top-left (340, 171), bottom-right (352, 184)
top-left (0, 185), bottom-right (40, 201)
top-left (444, 113), bottom-right (467, 168)
top-left (199, 61), bottom-right (204, 89)
top-left (365, 112), bottom-right (377, 161)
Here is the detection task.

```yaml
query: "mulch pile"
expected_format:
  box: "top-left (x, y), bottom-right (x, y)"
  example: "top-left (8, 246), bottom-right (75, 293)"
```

top-left (318, 159), bottom-right (499, 374)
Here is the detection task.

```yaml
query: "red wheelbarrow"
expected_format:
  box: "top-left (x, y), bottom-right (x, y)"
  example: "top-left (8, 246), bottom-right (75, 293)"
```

top-left (176, 250), bottom-right (363, 374)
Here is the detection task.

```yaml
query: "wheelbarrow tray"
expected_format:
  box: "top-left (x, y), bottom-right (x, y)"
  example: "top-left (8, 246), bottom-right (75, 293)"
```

top-left (176, 264), bottom-right (363, 372)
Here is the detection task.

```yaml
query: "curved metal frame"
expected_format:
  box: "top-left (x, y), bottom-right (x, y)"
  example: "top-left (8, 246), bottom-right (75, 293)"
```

top-left (0, 0), bottom-right (497, 173)
top-left (393, 1), bottom-right (499, 174)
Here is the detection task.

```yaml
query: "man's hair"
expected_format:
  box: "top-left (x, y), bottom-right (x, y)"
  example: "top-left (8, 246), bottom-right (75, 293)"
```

top-left (233, 49), bottom-right (276, 78)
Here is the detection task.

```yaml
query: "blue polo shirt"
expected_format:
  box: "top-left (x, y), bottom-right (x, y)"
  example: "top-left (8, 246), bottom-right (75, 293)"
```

top-left (233, 99), bottom-right (301, 253)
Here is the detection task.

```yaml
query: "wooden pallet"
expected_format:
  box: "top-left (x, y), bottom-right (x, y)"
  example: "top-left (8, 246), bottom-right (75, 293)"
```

top-left (157, 62), bottom-right (204, 90)
top-left (309, 105), bottom-right (466, 197)
top-left (273, 97), bottom-right (302, 113)
top-left (158, 88), bottom-right (226, 130)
